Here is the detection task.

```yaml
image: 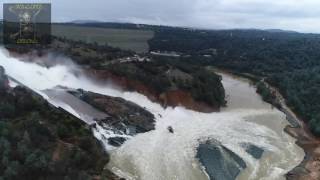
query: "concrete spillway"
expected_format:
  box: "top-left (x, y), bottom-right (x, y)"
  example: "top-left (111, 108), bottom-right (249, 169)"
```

top-left (42, 87), bottom-right (109, 125)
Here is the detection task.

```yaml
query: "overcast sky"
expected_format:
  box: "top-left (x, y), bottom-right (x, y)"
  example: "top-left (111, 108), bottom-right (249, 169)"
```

top-left (1, 0), bottom-right (320, 33)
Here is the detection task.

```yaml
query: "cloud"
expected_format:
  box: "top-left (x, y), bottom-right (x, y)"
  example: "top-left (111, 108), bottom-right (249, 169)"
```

top-left (1, 0), bottom-right (320, 33)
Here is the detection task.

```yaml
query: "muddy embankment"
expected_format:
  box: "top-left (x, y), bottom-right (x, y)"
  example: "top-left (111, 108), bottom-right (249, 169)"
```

top-left (86, 69), bottom-right (219, 113)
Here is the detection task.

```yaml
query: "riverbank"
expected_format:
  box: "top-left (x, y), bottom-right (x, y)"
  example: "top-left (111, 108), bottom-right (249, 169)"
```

top-left (210, 67), bottom-right (319, 180)
top-left (260, 82), bottom-right (320, 180)
top-left (259, 78), bottom-right (320, 179)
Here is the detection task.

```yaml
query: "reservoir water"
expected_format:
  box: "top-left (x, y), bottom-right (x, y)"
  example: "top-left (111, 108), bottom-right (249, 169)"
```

top-left (0, 48), bottom-right (304, 180)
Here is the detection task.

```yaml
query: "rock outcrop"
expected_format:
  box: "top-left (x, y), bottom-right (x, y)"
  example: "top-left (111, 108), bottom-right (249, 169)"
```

top-left (69, 89), bottom-right (155, 134)
top-left (196, 139), bottom-right (247, 180)
top-left (0, 66), bottom-right (9, 93)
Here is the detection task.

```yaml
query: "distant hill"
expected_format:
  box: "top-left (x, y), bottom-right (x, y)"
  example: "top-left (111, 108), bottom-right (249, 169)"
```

top-left (63, 21), bottom-right (304, 34)
top-left (70, 20), bottom-right (104, 24)
top-left (264, 29), bottom-right (298, 33)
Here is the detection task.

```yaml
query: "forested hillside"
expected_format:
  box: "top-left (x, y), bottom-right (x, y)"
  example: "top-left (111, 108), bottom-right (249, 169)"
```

top-left (149, 28), bottom-right (320, 136)
top-left (0, 68), bottom-right (116, 180)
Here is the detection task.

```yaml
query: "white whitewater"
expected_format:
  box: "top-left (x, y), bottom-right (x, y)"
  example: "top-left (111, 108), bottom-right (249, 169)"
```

top-left (0, 48), bottom-right (304, 180)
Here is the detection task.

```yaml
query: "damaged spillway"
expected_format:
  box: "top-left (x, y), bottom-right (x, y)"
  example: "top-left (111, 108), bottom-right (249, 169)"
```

top-left (0, 48), bottom-right (304, 180)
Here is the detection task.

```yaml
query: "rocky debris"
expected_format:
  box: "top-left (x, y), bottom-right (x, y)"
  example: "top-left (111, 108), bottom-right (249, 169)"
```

top-left (69, 89), bottom-right (155, 134)
top-left (168, 126), bottom-right (174, 133)
top-left (196, 139), bottom-right (246, 180)
top-left (108, 137), bottom-right (127, 147)
top-left (241, 143), bottom-right (264, 159)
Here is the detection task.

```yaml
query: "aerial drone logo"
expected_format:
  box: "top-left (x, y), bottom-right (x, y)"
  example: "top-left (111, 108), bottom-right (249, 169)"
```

top-left (3, 3), bottom-right (51, 46)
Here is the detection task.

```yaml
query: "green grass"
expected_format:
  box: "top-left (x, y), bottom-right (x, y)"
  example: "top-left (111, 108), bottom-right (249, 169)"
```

top-left (52, 24), bottom-right (154, 53)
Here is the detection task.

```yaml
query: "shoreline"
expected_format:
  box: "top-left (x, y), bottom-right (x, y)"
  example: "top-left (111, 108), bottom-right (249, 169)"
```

top-left (211, 67), bottom-right (319, 180)
top-left (262, 82), bottom-right (320, 180)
